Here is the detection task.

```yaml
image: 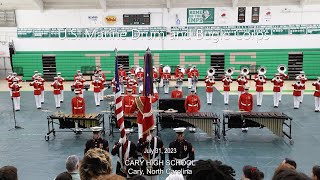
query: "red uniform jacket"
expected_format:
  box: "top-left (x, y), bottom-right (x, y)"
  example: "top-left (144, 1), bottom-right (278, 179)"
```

top-left (254, 78), bottom-right (266, 92)
top-left (186, 68), bottom-right (191, 78)
top-left (39, 78), bottom-right (45, 91)
top-left (174, 68), bottom-right (180, 77)
top-left (99, 77), bottom-right (106, 90)
top-left (126, 85), bottom-right (137, 94)
top-left (279, 73), bottom-right (288, 87)
top-left (122, 95), bottom-right (136, 115)
top-left (158, 67), bottom-right (163, 77)
top-left (92, 80), bottom-right (102, 93)
top-left (222, 77), bottom-right (232, 91)
top-left (162, 73), bottom-right (171, 80)
top-left (118, 70), bottom-right (127, 78)
top-left (73, 81), bottom-right (84, 94)
top-left (32, 74), bottom-right (38, 80)
top-left (111, 78), bottom-right (116, 92)
top-left (51, 81), bottom-right (62, 95)
top-left (29, 81), bottom-right (42, 95)
top-left (6, 75), bottom-right (13, 88)
top-left (131, 96), bottom-right (158, 124)
top-left (136, 72), bottom-right (144, 79)
top-left (175, 72), bottom-right (184, 79)
top-left (171, 89), bottom-right (183, 98)
top-left (312, 82), bottom-right (320, 97)
top-left (74, 74), bottom-right (80, 81)
top-left (184, 95), bottom-right (201, 113)
top-left (129, 69), bottom-right (135, 75)
top-left (57, 77), bottom-right (65, 90)
top-left (72, 96), bottom-right (86, 115)
top-left (204, 79), bottom-right (215, 92)
top-left (189, 70), bottom-right (199, 78)
top-left (271, 78), bottom-right (283, 92)
top-left (10, 84), bottom-right (21, 97)
top-left (237, 78), bottom-right (248, 92)
top-left (238, 93), bottom-right (253, 112)
top-left (153, 72), bottom-right (159, 79)
top-left (300, 78), bottom-right (307, 90)
top-left (292, 83), bottom-right (304, 96)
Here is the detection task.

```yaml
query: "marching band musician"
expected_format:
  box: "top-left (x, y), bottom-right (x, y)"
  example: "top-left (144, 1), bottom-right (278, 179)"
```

top-left (111, 77), bottom-right (116, 94)
top-left (111, 129), bottom-right (137, 178)
top-left (122, 89), bottom-right (136, 115)
top-left (238, 87), bottom-right (253, 132)
top-left (298, 71), bottom-right (308, 103)
top-left (292, 77), bottom-right (305, 109)
top-left (175, 68), bottom-right (184, 91)
top-left (271, 74), bottom-right (283, 108)
top-left (186, 64), bottom-right (192, 89)
top-left (278, 67), bottom-right (289, 102)
top-left (169, 127), bottom-right (195, 175)
top-left (204, 76), bottom-right (215, 105)
top-left (99, 72), bottom-right (106, 100)
top-left (254, 75), bottom-right (266, 106)
top-left (51, 77), bottom-right (62, 108)
top-left (222, 75), bottom-right (233, 105)
top-left (32, 71), bottom-right (39, 80)
top-left (190, 66), bottom-right (199, 92)
top-left (162, 67), bottom-right (171, 94)
top-left (153, 67), bottom-right (159, 88)
top-left (84, 126), bottom-right (109, 154)
top-left (119, 65), bottom-right (127, 94)
top-left (174, 65), bottom-right (180, 76)
top-left (136, 67), bottom-right (144, 94)
top-left (57, 72), bottom-right (65, 103)
top-left (29, 77), bottom-right (42, 109)
top-left (72, 90), bottom-right (86, 133)
top-left (6, 72), bottom-right (13, 96)
top-left (92, 75), bottom-right (102, 106)
top-left (119, 75), bottom-right (126, 94)
top-left (78, 73), bottom-right (86, 97)
top-left (171, 85), bottom-right (183, 98)
top-left (129, 66), bottom-right (135, 75)
top-left (237, 73), bottom-right (248, 99)
top-left (37, 73), bottom-right (45, 104)
top-left (10, 79), bottom-right (22, 111)
top-left (73, 77), bottom-right (84, 98)
top-left (312, 77), bottom-right (320, 112)
top-left (158, 64), bottom-right (164, 87)
top-left (137, 126), bottom-right (165, 180)
top-left (74, 70), bottom-right (81, 81)
top-left (184, 89), bottom-right (201, 113)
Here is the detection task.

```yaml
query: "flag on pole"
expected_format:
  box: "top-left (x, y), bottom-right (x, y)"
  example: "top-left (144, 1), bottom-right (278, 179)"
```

top-left (142, 48), bottom-right (154, 139)
top-left (114, 49), bottom-right (125, 139)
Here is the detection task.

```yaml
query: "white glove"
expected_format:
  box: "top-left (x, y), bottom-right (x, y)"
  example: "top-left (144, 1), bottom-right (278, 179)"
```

top-left (146, 134), bottom-right (152, 142)
top-left (119, 137), bottom-right (125, 144)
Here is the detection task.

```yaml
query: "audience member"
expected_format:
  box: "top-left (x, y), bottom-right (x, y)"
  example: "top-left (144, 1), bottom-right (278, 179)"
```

top-left (312, 165), bottom-right (320, 180)
top-left (272, 168), bottom-right (311, 180)
top-left (65, 155), bottom-right (80, 180)
top-left (275, 158), bottom-right (297, 175)
top-left (166, 172), bottom-right (184, 180)
top-left (0, 166), bottom-right (18, 180)
top-left (186, 159), bottom-right (236, 180)
top-left (283, 158), bottom-right (297, 169)
top-left (55, 172), bottom-right (72, 180)
top-left (242, 165), bottom-right (263, 180)
top-left (131, 175), bottom-right (147, 180)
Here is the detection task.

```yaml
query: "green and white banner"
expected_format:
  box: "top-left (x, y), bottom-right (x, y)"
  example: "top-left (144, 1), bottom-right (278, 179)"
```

top-left (187, 8), bottom-right (215, 24)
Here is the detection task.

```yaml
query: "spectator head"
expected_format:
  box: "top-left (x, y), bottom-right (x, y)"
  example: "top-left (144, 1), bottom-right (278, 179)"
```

top-left (0, 166), bottom-right (18, 180)
top-left (242, 165), bottom-right (262, 180)
top-left (312, 165), bottom-right (320, 180)
top-left (272, 168), bottom-right (311, 180)
top-left (186, 159), bottom-right (236, 180)
top-left (131, 175), bottom-right (147, 180)
top-left (166, 172), bottom-right (184, 180)
top-left (66, 155), bottom-right (80, 173)
top-left (79, 148), bottom-right (112, 180)
top-left (283, 158), bottom-right (297, 169)
top-left (55, 172), bottom-right (72, 180)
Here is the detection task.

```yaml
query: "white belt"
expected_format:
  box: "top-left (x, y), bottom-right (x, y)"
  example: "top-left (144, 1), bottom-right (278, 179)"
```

top-left (73, 107), bottom-right (82, 109)
top-left (256, 85), bottom-right (263, 87)
top-left (294, 89), bottom-right (301, 91)
top-left (188, 104), bottom-right (198, 107)
top-left (241, 102), bottom-right (251, 106)
top-left (238, 85), bottom-right (244, 87)
top-left (223, 85), bottom-right (230, 87)
top-left (274, 85), bottom-right (280, 87)
top-left (35, 88), bottom-right (40, 90)
top-left (54, 89), bottom-right (60, 90)
top-left (94, 86), bottom-right (100, 88)
top-left (125, 105), bottom-right (132, 107)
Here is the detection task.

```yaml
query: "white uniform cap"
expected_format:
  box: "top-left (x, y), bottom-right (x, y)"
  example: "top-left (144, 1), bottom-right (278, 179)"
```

top-left (77, 70), bottom-right (81, 72)
top-left (57, 72), bottom-right (61, 75)
top-left (244, 86), bottom-right (249, 90)
top-left (173, 127), bottom-right (186, 133)
top-left (74, 90), bottom-right (80, 94)
top-left (300, 71), bottom-right (305, 74)
top-left (34, 71), bottom-right (38, 73)
top-left (151, 126), bottom-right (156, 130)
top-left (54, 77), bottom-right (58, 80)
top-left (275, 73), bottom-right (280, 76)
top-left (125, 128), bottom-right (133, 134)
top-left (90, 126), bottom-right (102, 132)
top-left (190, 89), bottom-right (195, 92)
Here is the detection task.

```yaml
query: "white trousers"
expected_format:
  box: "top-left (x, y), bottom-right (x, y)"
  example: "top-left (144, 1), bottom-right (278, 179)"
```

top-left (293, 96), bottom-right (301, 108)
top-left (256, 92), bottom-right (263, 106)
top-left (164, 83), bottom-right (169, 94)
top-left (94, 92), bottom-right (100, 106)
top-left (192, 83), bottom-right (197, 92)
top-left (206, 92), bottom-right (213, 104)
top-left (35, 95), bottom-right (41, 108)
top-left (138, 124), bottom-right (143, 139)
top-left (143, 175), bottom-right (159, 180)
top-left (9, 88), bottom-right (12, 97)
top-left (188, 78), bottom-right (192, 88)
top-left (315, 97), bottom-right (320, 111)
top-left (224, 91), bottom-right (230, 104)
top-left (273, 92), bottom-right (280, 106)
top-left (279, 87), bottom-right (283, 101)
top-left (159, 79), bottom-right (163, 87)
top-left (300, 90), bottom-right (304, 102)
top-left (54, 94), bottom-right (61, 108)
top-left (13, 97), bottom-right (20, 110)
top-left (100, 89), bottom-right (105, 100)
top-left (120, 84), bottom-right (125, 94)
top-left (60, 90), bottom-right (64, 102)
top-left (41, 91), bottom-right (44, 103)
top-left (138, 84), bottom-right (142, 94)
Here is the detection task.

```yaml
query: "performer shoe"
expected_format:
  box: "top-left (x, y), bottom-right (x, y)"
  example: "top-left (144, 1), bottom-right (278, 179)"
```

top-left (300, 102), bottom-right (302, 104)
top-left (100, 99), bottom-right (103, 101)
top-left (60, 101), bottom-right (63, 103)
top-left (315, 110), bottom-right (319, 112)
top-left (274, 106), bottom-right (278, 108)
top-left (41, 102), bottom-right (44, 104)
top-left (56, 107), bottom-right (60, 108)
top-left (16, 109), bottom-right (20, 111)
top-left (294, 107), bottom-right (298, 109)
top-left (96, 105), bottom-right (100, 107)
top-left (208, 103), bottom-right (211, 105)
top-left (225, 103), bottom-right (228, 105)
top-left (257, 105), bottom-right (261, 107)
top-left (242, 128), bottom-right (248, 133)
top-left (37, 107), bottom-right (41, 109)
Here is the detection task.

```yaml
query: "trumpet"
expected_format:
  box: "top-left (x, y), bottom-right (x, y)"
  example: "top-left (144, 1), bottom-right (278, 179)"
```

top-left (277, 65), bottom-right (287, 74)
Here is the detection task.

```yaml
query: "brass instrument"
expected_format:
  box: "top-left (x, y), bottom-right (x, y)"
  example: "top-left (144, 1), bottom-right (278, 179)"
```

top-left (258, 66), bottom-right (267, 75)
top-left (163, 65), bottom-right (171, 73)
top-left (135, 66), bottom-right (144, 74)
top-left (240, 66), bottom-right (250, 76)
top-left (179, 67), bottom-right (186, 74)
top-left (277, 65), bottom-right (287, 74)
top-left (259, 75), bottom-right (264, 80)
top-left (225, 67), bottom-right (234, 76)
top-left (207, 67), bottom-right (215, 77)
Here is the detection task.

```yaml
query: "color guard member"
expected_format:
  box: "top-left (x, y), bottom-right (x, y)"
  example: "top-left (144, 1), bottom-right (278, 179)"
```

top-left (29, 77), bottom-right (42, 109)
top-left (312, 77), bottom-right (320, 112)
top-left (184, 89), bottom-right (201, 113)
top-left (10, 79), bottom-right (22, 111)
top-left (122, 89), bottom-right (136, 116)
top-left (271, 74), bottom-right (283, 108)
top-left (84, 127), bottom-right (109, 154)
top-left (171, 85), bottom-right (183, 98)
top-left (51, 77), bottom-right (62, 108)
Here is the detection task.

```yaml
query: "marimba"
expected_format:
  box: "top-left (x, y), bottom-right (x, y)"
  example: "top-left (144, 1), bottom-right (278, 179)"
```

top-left (46, 113), bottom-right (105, 141)
top-left (109, 113), bottom-right (138, 136)
top-left (70, 84), bottom-right (90, 91)
top-left (160, 112), bottom-right (220, 139)
top-left (222, 112), bottom-right (293, 144)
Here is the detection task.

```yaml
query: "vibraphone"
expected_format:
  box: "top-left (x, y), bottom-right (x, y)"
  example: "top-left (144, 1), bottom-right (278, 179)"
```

top-left (70, 84), bottom-right (90, 91)
top-left (46, 113), bottom-right (105, 141)
top-left (222, 112), bottom-right (293, 144)
top-left (109, 113), bottom-right (138, 136)
top-left (160, 112), bottom-right (220, 139)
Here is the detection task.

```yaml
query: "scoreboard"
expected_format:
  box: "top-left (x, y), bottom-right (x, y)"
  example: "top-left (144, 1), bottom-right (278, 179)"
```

top-left (123, 14), bottom-right (150, 25)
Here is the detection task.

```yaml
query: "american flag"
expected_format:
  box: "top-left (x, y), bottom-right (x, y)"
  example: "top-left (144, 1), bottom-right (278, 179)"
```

top-left (142, 48), bottom-right (154, 139)
top-left (114, 50), bottom-right (125, 139)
